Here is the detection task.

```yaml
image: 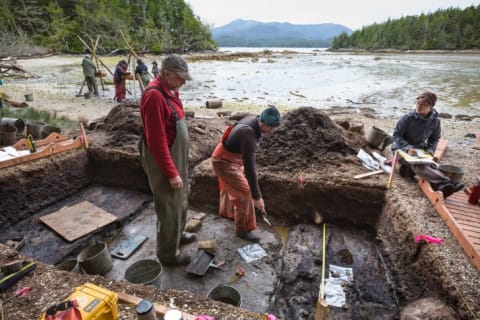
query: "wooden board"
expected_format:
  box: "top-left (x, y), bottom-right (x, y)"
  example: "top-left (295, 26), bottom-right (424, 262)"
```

top-left (117, 291), bottom-right (196, 320)
top-left (39, 201), bottom-right (117, 242)
top-left (418, 178), bottom-right (480, 271)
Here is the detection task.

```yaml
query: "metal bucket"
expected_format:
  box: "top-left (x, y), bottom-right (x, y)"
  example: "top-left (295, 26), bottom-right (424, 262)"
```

top-left (24, 93), bottom-right (34, 102)
top-left (26, 121), bottom-right (46, 139)
top-left (56, 258), bottom-right (82, 273)
top-left (207, 285), bottom-right (241, 307)
top-left (366, 126), bottom-right (392, 150)
top-left (125, 259), bottom-right (163, 289)
top-left (0, 118), bottom-right (25, 134)
top-left (77, 242), bottom-right (112, 275)
top-left (438, 164), bottom-right (465, 183)
top-left (0, 125), bottom-right (17, 146)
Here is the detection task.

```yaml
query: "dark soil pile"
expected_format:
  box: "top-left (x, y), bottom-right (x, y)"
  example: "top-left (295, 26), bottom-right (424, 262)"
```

top-left (93, 102), bottom-right (143, 153)
top-left (257, 107), bottom-right (366, 172)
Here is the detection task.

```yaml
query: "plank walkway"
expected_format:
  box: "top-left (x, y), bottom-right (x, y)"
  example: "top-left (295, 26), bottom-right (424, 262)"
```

top-left (418, 178), bottom-right (480, 272)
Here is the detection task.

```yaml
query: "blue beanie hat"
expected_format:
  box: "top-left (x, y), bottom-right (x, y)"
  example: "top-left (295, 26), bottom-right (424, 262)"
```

top-left (260, 105), bottom-right (281, 127)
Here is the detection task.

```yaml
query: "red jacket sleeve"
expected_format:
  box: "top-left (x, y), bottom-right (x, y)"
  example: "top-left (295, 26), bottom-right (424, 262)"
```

top-left (141, 90), bottom-right (178, 179)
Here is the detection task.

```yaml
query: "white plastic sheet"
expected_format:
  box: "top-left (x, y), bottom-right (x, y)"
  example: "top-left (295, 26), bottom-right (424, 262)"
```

top-left (324, 264), bottom-right (354, 307)
top-left (237, 244), bottom-right (267, 263)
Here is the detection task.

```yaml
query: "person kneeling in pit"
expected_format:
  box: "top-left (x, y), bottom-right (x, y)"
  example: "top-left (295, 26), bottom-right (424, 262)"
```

top-left (391, 91), bottom-right (464, 199)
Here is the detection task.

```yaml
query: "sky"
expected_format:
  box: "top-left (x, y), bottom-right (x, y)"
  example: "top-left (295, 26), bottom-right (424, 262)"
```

top-left (185, 0), bottom-right (479, 30)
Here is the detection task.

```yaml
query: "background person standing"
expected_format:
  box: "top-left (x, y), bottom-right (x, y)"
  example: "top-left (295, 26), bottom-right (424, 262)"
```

top-left (113, 60), bottom-right (128, 102)
top-left (151, 61), bottom-right (159, 78)
top-left (135, 59), bottom-right (151, 88)
top-left (81, 54), bottom-right (98, 96)
top-left (139, 54), bottom-right (195, 266)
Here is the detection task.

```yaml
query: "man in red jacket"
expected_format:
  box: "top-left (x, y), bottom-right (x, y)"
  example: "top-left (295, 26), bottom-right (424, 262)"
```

top-left (139, 54), bottom-right (195, 265)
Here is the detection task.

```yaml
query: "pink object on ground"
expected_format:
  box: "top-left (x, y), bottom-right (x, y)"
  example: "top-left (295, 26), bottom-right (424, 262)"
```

top-left (194, 316), bottom-right (215, 320)
top-left (266, 315), bottom-right (277, 320)
top-left (415, 234), bottom-right (444, 244)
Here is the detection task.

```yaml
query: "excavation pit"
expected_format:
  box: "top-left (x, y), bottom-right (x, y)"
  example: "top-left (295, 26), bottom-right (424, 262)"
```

top-left (0, 104), bottom-right (478, 319)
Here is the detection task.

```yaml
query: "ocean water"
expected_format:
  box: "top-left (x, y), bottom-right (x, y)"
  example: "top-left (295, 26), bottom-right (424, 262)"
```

top-left (183, 48), bottom-right (480, 116)
top-left (7, 51), bottom-right (480, 119)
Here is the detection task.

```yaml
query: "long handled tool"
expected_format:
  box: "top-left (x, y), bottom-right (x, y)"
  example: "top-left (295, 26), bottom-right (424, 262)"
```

top-left (387, 150), bottom-right (399, 189)
top-left (76, 80), bottom-right (86, 97)
top-left (315, 223), bottom-right (328, 320)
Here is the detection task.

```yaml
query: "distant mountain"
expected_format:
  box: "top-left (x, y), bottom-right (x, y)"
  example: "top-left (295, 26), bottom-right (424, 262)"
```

top-left (212, 19), bottom-right (353, 47)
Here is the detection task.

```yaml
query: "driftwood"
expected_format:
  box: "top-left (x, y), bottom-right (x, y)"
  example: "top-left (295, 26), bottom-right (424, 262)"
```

top-left (3, 97), bottom-right (28, 108)
top-left (0, 62), bottom-right (28, 74)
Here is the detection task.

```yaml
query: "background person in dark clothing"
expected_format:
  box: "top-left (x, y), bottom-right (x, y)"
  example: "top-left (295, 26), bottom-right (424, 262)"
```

top-left (211, 106), bottom-right (281, 242)
top-left (392, 91), bottom-right (463, 198)
top-left (113, 60), bottom-right (128, 101)
top-left (81, 54), bottom-right (98, 96)
top-left (151, 61), bottom-right (159, 78)
top-left (135, 59), bottom-right (151, 87)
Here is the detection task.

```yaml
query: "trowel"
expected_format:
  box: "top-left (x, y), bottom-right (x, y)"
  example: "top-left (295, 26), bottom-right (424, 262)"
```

top-left (261, 210), bottom-right (272, 226)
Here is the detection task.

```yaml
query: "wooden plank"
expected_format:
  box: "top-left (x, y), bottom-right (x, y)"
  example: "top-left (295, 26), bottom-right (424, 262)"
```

top-left (0, 137), bottom-right (89, 169)
top-left (418, 178), bottom-right (480, 272)
top-left (117, 291), bottom-right (196, 320)
top-left (39, 201), bottom-right (117, 242)
top-left (14, 132), bottom-right (69, 150)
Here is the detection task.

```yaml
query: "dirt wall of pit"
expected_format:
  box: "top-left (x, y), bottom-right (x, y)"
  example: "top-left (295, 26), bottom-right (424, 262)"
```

top-left (0, 151), bottom-right (90, 225)
top-left (377, 184), bottom-right (479, 319)
top-left (190, 159), bottom-right (386, 229)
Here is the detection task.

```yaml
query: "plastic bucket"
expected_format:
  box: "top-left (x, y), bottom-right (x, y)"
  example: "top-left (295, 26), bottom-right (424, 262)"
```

top-left (0, 118), bottom-right (25, 134)
top-left (438, 164), bottom-right (465, 183)
top-left (56, 258), bottom-right (82, 273)
top-left (207, 285), bottom-right (241, 307)
top-left (366, 126), bottom-right (391, 150)
top-left (125, 259), bottom-right (163, 289)
top-left (26, 121), bottom-right (46, 139)
top-left (77, 242), bottom-right (112, 275)
top-left (24, 93), bottom-right (34, 102)
top-left (0, 125), bottom-right (17, 146)
top-left (41, 125), bottom-right (61, 139)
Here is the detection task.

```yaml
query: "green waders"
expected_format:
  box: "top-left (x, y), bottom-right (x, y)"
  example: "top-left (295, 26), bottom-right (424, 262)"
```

top-left (141, 117), bottom-right (189, 260)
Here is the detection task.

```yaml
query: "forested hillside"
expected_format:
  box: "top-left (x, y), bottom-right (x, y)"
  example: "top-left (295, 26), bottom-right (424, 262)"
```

top-left (0, 0), bottom-right (216, 57)
top-left (332, 5), bottom-right (480, 50)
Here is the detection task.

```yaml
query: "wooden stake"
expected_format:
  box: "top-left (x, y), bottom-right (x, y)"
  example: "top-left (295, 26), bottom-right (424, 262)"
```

top-left (353, 169), bottom-right (384, 179)
top-left (387, 151), bottom-right (399, 189)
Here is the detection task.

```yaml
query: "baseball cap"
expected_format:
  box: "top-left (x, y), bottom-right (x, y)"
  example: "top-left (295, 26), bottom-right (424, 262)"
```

top-left (161, 54), bottom-right (192, 81)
